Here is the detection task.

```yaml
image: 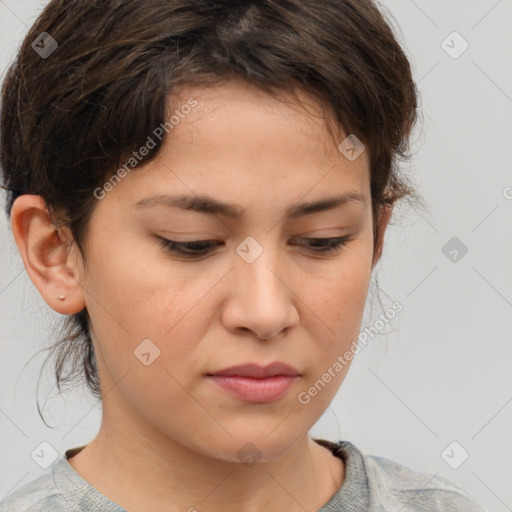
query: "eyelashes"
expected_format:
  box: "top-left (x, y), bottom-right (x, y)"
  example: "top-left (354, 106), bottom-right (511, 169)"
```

top-left (158, 236), bottom-right (350, 259)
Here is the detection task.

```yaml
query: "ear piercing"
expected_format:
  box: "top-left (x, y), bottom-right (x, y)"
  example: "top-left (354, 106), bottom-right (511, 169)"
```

top-left (57, 295), bottom-right (65, 301)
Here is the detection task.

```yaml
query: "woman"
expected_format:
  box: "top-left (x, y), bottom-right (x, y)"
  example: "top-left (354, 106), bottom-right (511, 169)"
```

top-left (0, 0), bottom-right (486, 510)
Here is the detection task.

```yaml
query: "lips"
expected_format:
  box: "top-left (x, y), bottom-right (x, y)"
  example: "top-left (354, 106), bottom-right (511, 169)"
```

top-left (206, 362), bottom-right (301, 403)
top-left (208, 362), bottom-right (300, 378)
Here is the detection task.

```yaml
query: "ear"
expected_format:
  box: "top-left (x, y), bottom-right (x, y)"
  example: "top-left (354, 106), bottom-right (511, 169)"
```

top-left (372, 203), bottom-right (393, 269)
top-left (10, 195), bottom-right (86, 315)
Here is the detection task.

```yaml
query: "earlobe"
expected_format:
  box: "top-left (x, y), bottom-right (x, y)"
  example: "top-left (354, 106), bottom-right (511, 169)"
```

top-left (372, 204), bottom-right (393, 268)
top-left (10, 194), bottom-right (86, 315)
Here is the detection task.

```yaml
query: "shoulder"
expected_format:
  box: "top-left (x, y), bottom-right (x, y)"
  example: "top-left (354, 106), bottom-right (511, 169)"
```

top-left (315, 438), bottom-right (487, 511)
top-left (361, 450), bottom-right (486, 511)
top-left (0, 470), bottom-right (69, 512)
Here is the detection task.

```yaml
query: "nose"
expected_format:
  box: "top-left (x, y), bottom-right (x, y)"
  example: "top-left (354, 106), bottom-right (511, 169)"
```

top-left (221, 241), bottom-right (299, 340)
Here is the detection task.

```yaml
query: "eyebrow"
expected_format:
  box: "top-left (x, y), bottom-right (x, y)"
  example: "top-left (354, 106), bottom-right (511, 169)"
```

top-left (134, 191), bottom-right (367, 220)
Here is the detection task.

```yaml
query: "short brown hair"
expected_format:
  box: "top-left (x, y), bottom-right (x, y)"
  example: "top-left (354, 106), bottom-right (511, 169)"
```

top-left (1, 0), bottom-right (421, 403)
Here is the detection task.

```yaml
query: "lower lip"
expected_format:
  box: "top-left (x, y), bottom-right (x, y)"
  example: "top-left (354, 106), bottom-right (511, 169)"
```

top-left (206, 375), bottom-right (299, 403)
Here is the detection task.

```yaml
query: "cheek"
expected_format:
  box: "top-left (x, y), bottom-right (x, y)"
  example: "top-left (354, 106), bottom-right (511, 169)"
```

top-left (294, 265), bottom-right (371, 417)
top-left (84, 228), bottom-right (189, 328)
top-left (84, 250), bottom-right (223, 383)
top-left (309, 249), bottom-right (372, 325)
top-left (302, 246), bottom-right (373, 381)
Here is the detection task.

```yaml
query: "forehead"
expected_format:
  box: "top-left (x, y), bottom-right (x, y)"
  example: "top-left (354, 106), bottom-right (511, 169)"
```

top-left (100, 78), bottom-right (371, 214)
top-left (168, 78), bottom-right (352, 158)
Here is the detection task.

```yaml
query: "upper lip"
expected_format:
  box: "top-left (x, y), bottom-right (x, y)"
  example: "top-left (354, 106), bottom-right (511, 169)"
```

top-left (208, 362), bottom-right (300, 378)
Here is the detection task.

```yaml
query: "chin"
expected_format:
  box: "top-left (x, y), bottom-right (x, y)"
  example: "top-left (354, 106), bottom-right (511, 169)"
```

top-left (199, 431), bottom-right (304, 466)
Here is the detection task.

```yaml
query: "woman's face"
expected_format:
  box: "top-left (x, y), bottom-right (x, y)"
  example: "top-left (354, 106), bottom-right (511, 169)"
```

top-left (74, 79), bottom-right (382, 463)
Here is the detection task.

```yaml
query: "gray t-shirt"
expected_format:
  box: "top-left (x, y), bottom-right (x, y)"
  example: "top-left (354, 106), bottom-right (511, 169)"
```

top-left (0, 438), bottom-right (486, 511)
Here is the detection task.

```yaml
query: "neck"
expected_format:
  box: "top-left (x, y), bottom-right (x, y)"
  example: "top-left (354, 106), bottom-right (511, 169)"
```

top-left (68, 414), bottom-right (344, 512)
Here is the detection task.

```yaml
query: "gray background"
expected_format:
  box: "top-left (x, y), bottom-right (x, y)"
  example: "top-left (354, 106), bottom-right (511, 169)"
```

top-left (1, 1), bottom-right (511, 510)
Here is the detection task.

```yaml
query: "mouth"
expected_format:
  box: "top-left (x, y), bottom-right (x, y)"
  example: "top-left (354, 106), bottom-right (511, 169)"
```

top-left (206, 375), bottom-right (300, 403)
top-left (208, 361), bottom-right (301, 378)
top-left (206, 362), bottom-right (301, 403)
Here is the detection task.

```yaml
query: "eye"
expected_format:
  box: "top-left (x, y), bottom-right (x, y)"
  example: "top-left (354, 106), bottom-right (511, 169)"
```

top-left (157, 236), bottom-right (350, 258)
top-left (292, 236), bottom-right (350, 253)
top-left (158, 238), bottom-right (220, 257)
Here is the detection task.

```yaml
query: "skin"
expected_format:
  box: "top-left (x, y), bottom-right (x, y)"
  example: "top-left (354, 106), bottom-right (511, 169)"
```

top-left (11, 78), bottom-right (391, 512)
